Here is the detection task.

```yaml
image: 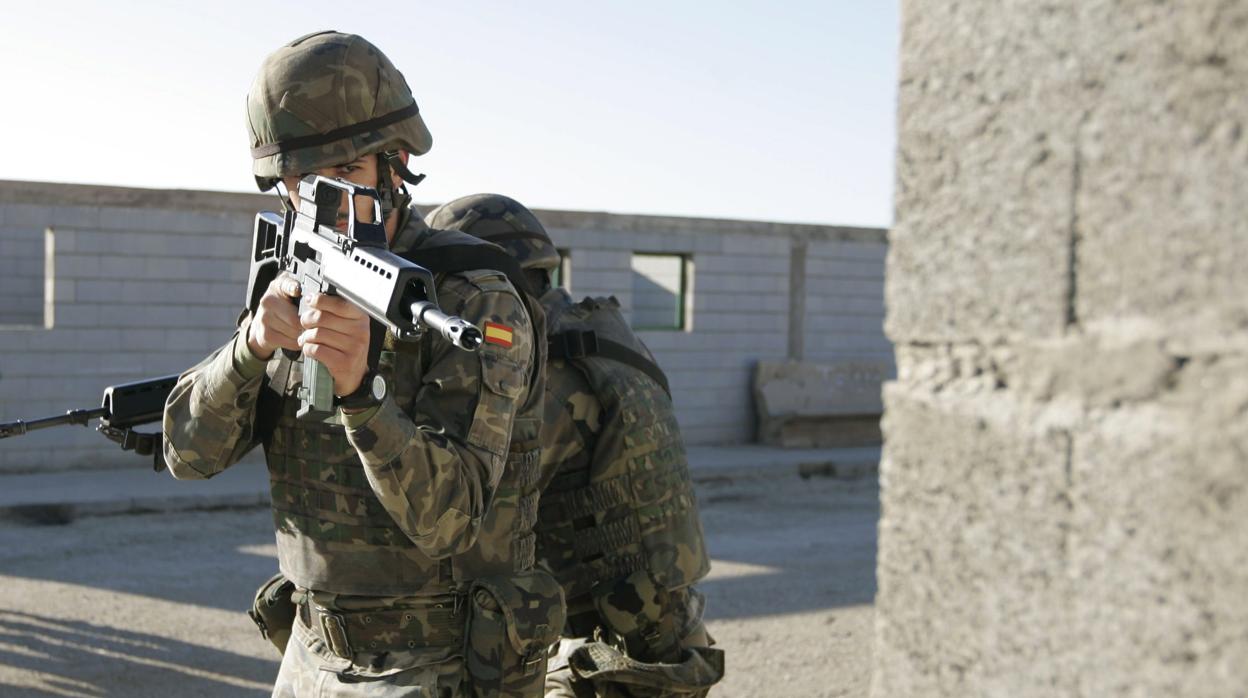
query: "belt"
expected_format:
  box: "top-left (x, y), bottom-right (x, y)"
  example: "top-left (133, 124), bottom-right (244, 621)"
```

top-left (298, 596), bottom-right (466, 660)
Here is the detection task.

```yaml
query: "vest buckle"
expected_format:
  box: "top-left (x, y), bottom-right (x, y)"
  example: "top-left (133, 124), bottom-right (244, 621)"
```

top-left (318, 609), bottom-right (353, 659)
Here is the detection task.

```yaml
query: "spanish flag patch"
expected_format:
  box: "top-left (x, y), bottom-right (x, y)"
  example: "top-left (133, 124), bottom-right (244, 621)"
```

top-left (483, 322), bottom-right (514, 348)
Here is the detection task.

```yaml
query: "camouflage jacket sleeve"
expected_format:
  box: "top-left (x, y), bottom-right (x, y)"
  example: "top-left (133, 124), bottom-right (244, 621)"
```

top-left (162, 315), bottom-right (267, 480)
top-left (344, 270), bottom-right (534, 559)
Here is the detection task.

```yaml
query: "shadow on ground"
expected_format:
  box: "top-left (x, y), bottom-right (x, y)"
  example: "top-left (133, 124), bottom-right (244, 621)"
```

top-left (694, 476), bottom-right (879, 621)
top-left (0, 474), bottom-right (880, 626)
top-left (0, 610), bottom-right (272, 697)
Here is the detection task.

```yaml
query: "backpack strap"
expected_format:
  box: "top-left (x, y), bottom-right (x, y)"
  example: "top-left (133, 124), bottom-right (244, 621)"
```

top-left (547, 330), bottom-right (672, 399)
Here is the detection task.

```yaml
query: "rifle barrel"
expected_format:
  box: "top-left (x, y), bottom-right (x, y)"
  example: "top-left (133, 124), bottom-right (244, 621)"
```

top-left (0, 407), bottom-right (109, 439)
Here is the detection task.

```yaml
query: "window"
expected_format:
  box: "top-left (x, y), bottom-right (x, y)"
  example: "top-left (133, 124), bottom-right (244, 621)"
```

top-left (0, 228), bottom-right (54, 329)
top-left (630, 253), bottom-right (690, 331)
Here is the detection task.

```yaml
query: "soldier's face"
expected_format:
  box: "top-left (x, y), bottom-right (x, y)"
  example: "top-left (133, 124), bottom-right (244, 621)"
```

top-left (283, 154), bottom-right (408, 242)
top-left (283, 155), bottom-right (381, 227)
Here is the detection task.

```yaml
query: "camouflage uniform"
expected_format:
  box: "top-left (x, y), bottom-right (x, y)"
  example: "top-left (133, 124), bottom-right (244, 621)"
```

top-left (425, 196), bottom-right (725, 698)
top-left (164, 33), bottom-right (563, 697)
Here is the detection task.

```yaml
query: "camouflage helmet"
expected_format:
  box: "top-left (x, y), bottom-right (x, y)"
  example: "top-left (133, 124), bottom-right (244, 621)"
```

top-left (246, 31), bottom-right (433, 192)
top-left (425, 194), bottom-right (560, 272)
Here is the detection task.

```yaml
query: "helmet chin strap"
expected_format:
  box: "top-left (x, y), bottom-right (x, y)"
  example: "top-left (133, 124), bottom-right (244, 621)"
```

top-left (273, 181), bottom-right (294, 213)
top-left (382, 150), bottom-right (426, 187)
top-left (375, 151), bottom-right (423, 225)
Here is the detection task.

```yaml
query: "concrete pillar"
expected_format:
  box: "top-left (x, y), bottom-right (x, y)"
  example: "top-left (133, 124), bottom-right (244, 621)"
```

top-left (874, 3), bottom-right (1248, 696)
top-left (788, 240), bottom-right (807, 360)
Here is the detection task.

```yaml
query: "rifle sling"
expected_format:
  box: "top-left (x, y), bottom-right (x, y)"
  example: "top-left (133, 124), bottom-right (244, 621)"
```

top-left (397, 244), bottom-right (536, 300)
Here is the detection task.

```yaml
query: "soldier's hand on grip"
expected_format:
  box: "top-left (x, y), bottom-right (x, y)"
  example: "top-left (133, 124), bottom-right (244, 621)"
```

top-left (298, 293), bottom-right (371, 397)
top-left (247, 272), bottom-right (303, 360)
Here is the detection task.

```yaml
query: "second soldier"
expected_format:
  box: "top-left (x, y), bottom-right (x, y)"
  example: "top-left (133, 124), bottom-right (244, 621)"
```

top-left (426, 195), bottom-right (725, 698)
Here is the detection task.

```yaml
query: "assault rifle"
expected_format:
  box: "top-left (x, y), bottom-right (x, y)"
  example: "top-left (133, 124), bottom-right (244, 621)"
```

top-left (248, 175), bottom-right (483, 421)
top-left (0, 374), bottom-right (177, 470)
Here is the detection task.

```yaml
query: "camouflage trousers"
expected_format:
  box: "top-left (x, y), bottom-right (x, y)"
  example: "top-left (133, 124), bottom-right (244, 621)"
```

top-left (544, 583), bottom-right (723, 698)
top-left (272, 616), bottom-right (465, 698)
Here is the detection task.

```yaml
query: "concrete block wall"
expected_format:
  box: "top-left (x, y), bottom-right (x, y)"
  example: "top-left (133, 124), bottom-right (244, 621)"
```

top-left (0, 180), bottom-right (889, 472)
top-left (0, 226), bottom-right (46, 327)
top-left (874, 3), bottom-right (1248, 696)
top-left (0, 183), bottom-right (266, 472)
top-left (806, 239), bottom-right (891, 363)
top-left (537, 210), bottom-right (889, 445)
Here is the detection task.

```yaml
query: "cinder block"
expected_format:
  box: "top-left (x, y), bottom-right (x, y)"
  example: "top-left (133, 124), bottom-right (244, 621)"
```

top-left (23, 329), bottom-right (72, 352)
top-left (185, 258), bottom-right (245, 283)
top-left (721, 233), bottom-right (790, 256)
top-left (684, 234), bottom-right (721, 254)
top-left (121, 280), bottom-right (206, 305)
top-left (808, 258), bottom-right (886, 281)
top-left (98, 255), bottom-right (149, 279)
top-left (69, 231), bottom-right (115, 255)
top-left (577, 249), bottom-right (632, 270)
top-left (53, 304), bottom-right (101, 329)
top-left (77, 280), bottom-right (124, 302)
top-left (806, 295), bottom-right (886, 316)
top-left (1067, 356), bottom-right (1248, 695)
top-left (0, 375), bottom-right (30, 400)
top-left (0, 312), bottom-right (41, 328)
top-left (0, 234), bottom-right (42, 252)
top-left (694, 293), bottom-right (759, 313)
top-left (822, 278), bottom-right (886, 300)
top-left (164, 328), bottom-right (221, 353)
top-left (0, 331), bottom-right (33, 352)
top-left (144, 257), bottom-right (193, 280)
top-left (61, 329), bottom-right (125, 354)
top-left (875, 387), bottom-right (1077, 697)
top-left (805, 314), bottom-right (886, 334)
top-left (885, 1), bottom-right (1079, 345)
top-left (1071, 15), bottom-right (1248, 326)
top-left (699, 253), bottom-right (789, 276)
top-left (120, 328), bottom-right (169, 351)
top-left (811, 240), bottom-right (888, 263)
top-left (116, 232), bottom-right (176, 257)
top-left (206, 281), bottom-right (246, 303)
top-left (628, 231), bottom-right (693, 253)
top-left (693, 311), bottom-right (787, 334)
top-left (3, 204), bottom-right (52, 227)
top-left (49, 206), bottom-right (102, 229)
top-left (51, 229), bottom-right (76, 253)
top-left (99, 206), bottom-right (161, 231)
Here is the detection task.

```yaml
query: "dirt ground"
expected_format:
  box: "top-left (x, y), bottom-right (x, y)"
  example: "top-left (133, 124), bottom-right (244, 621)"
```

top-left (0, 474), bottom-right (878, 697)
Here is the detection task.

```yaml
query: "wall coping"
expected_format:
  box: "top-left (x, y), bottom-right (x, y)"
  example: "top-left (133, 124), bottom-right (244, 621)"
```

top-left (0, 179), bottom-right (886, 243)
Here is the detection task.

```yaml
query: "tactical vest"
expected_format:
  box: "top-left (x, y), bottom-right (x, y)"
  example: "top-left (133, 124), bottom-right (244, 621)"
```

top-left (535, 295), bottom-right (710, 601)
top-left (257, 232), bottom-right (547, 598)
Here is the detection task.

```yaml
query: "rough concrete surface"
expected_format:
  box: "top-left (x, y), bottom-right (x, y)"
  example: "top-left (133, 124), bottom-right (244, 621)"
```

top-left (878, 1), bottom-right (1248, 696)
top-left (0, 475), bottom-right (877, 697)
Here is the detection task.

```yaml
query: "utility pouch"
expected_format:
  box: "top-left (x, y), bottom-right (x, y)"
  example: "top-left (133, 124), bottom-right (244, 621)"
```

top-left (592, 570), bottom-right (681, 664)
top-left (567, 641), bottom-right (725, 698)
top-left (248, 572), bottom-right (297, 656)
top-left (466, 570), bottom-right (566, 698)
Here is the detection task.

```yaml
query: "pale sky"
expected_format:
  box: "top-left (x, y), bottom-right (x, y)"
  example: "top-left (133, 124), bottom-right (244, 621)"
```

top-left (1, 1), bottom-right (898, 227)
